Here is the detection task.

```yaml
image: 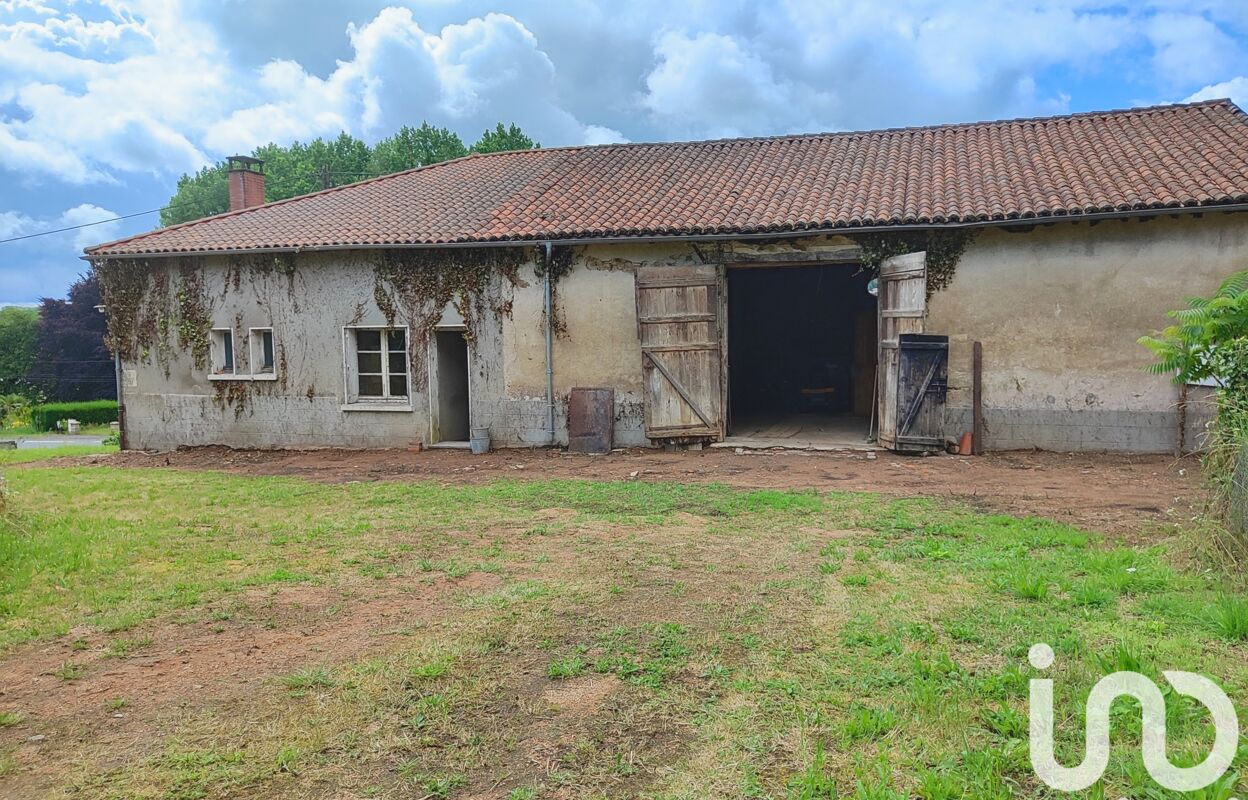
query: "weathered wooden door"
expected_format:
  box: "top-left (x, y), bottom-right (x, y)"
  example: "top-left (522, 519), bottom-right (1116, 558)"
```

top-left (893, 333), bottom-right (949, 451)
top-left (635, 265), bottom-right (724, 443)
top-left (877, 251), bottom-right (941, 452)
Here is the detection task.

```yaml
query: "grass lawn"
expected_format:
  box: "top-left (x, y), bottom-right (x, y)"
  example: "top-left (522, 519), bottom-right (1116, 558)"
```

top-left (0, 463), bottom-right (1246, 799)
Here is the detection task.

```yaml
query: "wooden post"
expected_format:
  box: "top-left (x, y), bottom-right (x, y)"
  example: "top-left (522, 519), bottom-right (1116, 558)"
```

top-left (1176, 382), bottom-right (1188, 458)
top-left (972, 341), bottom-right (984, 455)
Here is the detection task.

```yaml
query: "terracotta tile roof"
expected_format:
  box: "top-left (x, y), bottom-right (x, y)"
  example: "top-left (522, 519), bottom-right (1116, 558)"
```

top-left (88, 100), bottom-right (1248, 257)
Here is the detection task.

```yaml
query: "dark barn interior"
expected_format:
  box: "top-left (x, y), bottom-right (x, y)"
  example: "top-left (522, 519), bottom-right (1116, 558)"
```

top-left (727, 264), bottom-right (877, 446)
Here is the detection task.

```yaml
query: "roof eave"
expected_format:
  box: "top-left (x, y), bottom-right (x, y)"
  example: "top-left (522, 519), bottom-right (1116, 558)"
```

top-left (82, 201), bottom-right (1248, 261)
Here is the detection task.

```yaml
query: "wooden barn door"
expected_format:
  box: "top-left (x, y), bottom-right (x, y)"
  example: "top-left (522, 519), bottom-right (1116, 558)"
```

top-left (894, 333), bottom-right (949, 451)
top-left (878, 251), bottom-right (930, 451)
top-left (635, 265), bottom-right (724, 443)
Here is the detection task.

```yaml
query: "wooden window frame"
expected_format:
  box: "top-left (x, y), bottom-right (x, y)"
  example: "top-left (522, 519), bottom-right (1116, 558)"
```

top-left (341, 325), bottom-right (412, 412)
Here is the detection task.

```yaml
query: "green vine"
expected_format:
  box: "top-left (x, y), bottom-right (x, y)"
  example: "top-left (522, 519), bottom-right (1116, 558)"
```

top-left (370, 247), bottom-right (525, 339)
top-left (93, 258), bottom-right (153, 363)
top-left (94, 256), bottom-right (213, 371)
top-left (853, 229), bottom-right (978, 297)
top-left (213, 380), bottom-right (252, 419)
top-left (175, 263), bottom-right (212, 370)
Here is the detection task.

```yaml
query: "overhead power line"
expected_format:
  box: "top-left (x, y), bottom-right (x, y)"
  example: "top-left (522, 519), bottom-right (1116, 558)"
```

top-left (0, 167), bottom-right (386, 247)
top-left (0, 207), bottom-right (166, 246)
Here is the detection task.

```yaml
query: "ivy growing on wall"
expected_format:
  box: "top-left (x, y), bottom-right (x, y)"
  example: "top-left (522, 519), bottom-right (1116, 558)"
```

top-left (370, 247), bottom-right (526, 340)
top-left (852, 229), bottom-right (979, 297)
top-left (92, 257), bottom-right (151, 363)
top-left (534, 245), bottom-right (574, 336)
top-left (175, 263), bottom-right (212, 370)
top-left (94, 256), bottom-right (213, 372)
top-left (95, 245), bottom-right (580, 417)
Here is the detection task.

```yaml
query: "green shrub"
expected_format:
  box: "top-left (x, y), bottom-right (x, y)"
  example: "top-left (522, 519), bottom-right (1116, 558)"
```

top-left (0, 393), bottom-right (33, 429)
top-left (1140, 272), bottom-right (1248, 553)
top-left (30, 400), bottom-right (118, 431)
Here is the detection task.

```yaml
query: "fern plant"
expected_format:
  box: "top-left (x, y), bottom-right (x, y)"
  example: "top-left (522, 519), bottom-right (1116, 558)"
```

top-left (1138, 271), bottom-right (1248, 386)
top-left (1141, 271), bottom-right (1248, 556)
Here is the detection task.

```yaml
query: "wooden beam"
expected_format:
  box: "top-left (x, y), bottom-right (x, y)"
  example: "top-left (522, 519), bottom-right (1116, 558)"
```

top-left (972, 341), bottom-right (984, 456)
top-left (636, 276), bottom-right (718, 289)
top-left (723, 246), bottom-right (862, 265)
top-left (638, 313), bottom-right (716, 324)
top-left (640, 343), bottom-right (719, 352)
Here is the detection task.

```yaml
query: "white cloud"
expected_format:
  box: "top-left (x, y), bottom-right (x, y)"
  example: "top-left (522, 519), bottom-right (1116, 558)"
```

top-left (204, 9), bottom-right (605, 154)
top-left (2, 0), bottom-right (1248, 304)
top-left (0, 202), bottom-right (119, 247)
top-left (61, 202), bottom-right (121, 250)
top-left (1185, 76), bottom-right (1248, 108)
top-left (0, 202), bottom-right (119, 303)
top-left (1146, 12), bottom-right (1244, 89)
top-left (4, 0), bottom-right (1247, 188)
top-left (582, 125), bottom-right (627, 145)
top-left (643, 31), bottom-right (805, 139)
top-left (0, 0), bottom-right (219, 183)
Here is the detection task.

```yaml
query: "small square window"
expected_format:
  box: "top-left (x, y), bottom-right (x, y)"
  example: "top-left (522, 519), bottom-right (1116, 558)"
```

top-left (210, 329), bottom-right (234, 375)
top-left (249, 328), bottom-right (275, 376)
top-left (345, 327), bottom-right (409, 405)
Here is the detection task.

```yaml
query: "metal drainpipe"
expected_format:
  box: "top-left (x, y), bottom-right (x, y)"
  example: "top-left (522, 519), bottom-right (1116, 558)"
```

top-left (114, 350), bottom-right (126, 451)
top-left (543, 242), bottom-right (556, 446)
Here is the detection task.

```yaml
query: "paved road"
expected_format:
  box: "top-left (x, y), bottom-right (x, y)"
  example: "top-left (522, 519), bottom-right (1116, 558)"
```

top-left (7, 435), bottom-right (106, 449)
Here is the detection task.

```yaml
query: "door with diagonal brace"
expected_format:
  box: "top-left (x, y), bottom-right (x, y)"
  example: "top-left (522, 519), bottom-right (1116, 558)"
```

top-left (877, 251), bottom-right (948, 452)
top-left (635, 264), bottom-right (724, 442)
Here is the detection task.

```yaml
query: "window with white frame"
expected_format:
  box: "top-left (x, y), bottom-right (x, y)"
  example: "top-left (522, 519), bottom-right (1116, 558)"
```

top-left (210, 328), bottom-right (235, 376)
top-left (345, 327), bottom-right (409, 403)
top-left (249, 328), bottom-right (275, 377)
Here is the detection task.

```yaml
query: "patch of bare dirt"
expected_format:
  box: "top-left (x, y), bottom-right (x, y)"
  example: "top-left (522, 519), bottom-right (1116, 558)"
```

top-left (0, 572), bottom-right (503, 800)
top-left (51, 445), bottom-right (1204, 534)
top-left (540, 674), bottom-right (622, 715)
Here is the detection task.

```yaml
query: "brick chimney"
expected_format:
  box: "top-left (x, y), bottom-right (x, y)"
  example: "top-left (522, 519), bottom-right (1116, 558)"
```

top-left (227, 155), bottom-right (265, 211)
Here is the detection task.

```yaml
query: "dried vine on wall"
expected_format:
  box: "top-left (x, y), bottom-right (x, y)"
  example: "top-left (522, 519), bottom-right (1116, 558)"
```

top-left (94, 256), bottom-right (213, 373)
top-left (92, 258), bottom-right (151, 363)
top-left (175, 263), bottom-right (212, 370)
top-left (370, 247), bottom-right (526, 338)
top-left (535, 245), bottom-right (574, 337)
top-left (852, 229), bottom-right (978, 297)
top-left (97, 245), bottom-right (565, 416)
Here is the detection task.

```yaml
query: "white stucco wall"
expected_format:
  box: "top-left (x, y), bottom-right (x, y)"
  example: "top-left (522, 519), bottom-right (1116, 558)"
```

top-left (929, 213), bottom-right (1243, 451)
top-left (114, 212), bottom-right (1244, 453)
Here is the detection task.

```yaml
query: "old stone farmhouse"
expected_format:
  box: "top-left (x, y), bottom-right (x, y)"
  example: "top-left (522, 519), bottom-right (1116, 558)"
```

top-left (87, 100), bottom-right (1248, 454)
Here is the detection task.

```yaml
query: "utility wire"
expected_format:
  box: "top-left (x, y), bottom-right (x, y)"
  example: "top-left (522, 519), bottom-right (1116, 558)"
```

top-left (0, 207), bottom-right (167, 246)
top-left (0, 167), bottom-right (385, 247)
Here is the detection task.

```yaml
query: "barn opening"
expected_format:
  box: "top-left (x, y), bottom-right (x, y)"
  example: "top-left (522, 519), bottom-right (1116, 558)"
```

top-left (432, 329), bottom-right (470, 445)
top-left (726, 264), bottom-right (877, 448)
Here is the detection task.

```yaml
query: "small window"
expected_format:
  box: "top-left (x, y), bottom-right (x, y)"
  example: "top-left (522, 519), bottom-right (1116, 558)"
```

top-left (346, 327), bottom-right (408, 402)
top-left (210, 329), bottom-right (234, 375)
top-left (250, 328), bottom-right (275, 377)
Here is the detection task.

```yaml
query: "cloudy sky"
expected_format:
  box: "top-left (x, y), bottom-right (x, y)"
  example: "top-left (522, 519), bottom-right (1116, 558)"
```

top-left (2, 0), bottom-right (1247, 304)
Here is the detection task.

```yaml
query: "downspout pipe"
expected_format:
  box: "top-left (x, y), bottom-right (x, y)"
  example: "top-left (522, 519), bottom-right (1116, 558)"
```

top-left (543, 242), bottom-right (556, 446)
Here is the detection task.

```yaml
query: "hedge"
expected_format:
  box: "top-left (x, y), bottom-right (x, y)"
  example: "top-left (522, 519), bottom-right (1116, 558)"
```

top-left (30, 400), bottom-right (119, 432)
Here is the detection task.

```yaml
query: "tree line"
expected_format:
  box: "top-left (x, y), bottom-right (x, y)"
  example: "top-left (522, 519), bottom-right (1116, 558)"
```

top-left (163, 122), bottom-right (538, 226)
top-left (1, 273), bottom-right (113, 420)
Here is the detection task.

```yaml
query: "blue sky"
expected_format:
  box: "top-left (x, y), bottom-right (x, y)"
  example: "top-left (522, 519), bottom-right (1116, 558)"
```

top-left (2, 0), bottom-right (1247, 305)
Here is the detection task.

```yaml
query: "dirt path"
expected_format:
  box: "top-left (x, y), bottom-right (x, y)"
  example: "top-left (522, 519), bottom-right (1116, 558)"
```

top-left (53, 445), bottom-right (1203, 534)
